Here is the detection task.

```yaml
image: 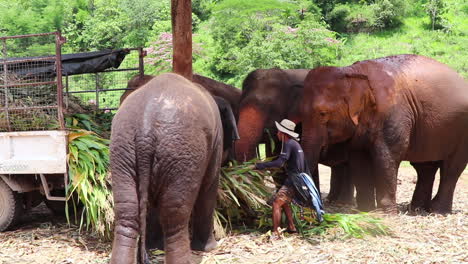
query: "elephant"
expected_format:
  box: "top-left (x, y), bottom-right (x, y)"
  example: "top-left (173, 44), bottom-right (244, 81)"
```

top-left (119, 74), bottom-right (155, 105)
top-left (121, 74), bottom-right (241, 115)
top-left (120, 73), bottom-right (240, 165)
top-left (192, 74), bottom-right (242, 116)
top-left (235, 68), bottom-right (308, 161)
top-left (234, 68), bottom-right (354, 203)
top-left (300, 54), bottom-right (468, 214)
top-left (110, 73), bottom-right (224, 264)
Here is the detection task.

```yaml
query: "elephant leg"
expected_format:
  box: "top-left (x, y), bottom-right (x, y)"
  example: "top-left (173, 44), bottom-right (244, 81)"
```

top-left (159, 171), bottom-right (201, 264)
top-left (326, 165), bottom-right (340, 203)
top-left (327, 163), bottom-right (354, 205)
top-left (191, 148), bottom-right (221, 252)
top-left (372, 145), bottom-right (399, 214)
top-left (145, 208), bottom-right (164, 250)
top-left (110, 168), bottom-right (140, 264)
top-left (431, 155), bottom-right (467, 214)
top-left (350, 152), bottom-right (375, 211)
top-left (310, 165), bottom-right (320, 194)
top-left (410, 161), bottom-right (439, 212)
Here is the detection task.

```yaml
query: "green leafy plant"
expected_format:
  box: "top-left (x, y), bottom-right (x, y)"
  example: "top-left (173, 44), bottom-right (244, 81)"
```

top-left (257, 205), bottom-right (389, 241)
top-left (67, 130), bottom-right (114, 238)
top-left (293, 207), bottom-right (390, 240)
top-left (216, 159), bottom-right (275, 230)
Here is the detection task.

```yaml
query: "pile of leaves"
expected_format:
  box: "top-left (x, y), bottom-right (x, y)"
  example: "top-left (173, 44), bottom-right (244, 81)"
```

top-left (0, 74), bottom-right (60, 131)
top-left (66, 129), bottom-right (114, 238)
top-left (65, 114), bottom-right (114, 238)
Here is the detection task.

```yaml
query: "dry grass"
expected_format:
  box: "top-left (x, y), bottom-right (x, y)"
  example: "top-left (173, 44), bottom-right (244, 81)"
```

top-left (0, 166), bottom-right (467, 264)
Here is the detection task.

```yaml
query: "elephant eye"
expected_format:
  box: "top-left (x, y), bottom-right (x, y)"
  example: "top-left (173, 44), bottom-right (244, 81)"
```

top-left (319, 111), bottom-right (327, 117)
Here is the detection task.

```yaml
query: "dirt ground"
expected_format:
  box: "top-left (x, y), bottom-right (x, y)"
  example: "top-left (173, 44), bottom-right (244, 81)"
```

top-left (1, 165), bottom-right (467, 264)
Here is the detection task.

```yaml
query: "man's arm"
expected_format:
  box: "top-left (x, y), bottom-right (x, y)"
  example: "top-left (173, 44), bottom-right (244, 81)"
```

top-left (255, 141), bottom-right (291, 170)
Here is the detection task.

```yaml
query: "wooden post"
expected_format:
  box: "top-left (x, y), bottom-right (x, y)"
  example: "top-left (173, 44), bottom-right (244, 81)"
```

top-left (171, 0), bottom-right (193, 80)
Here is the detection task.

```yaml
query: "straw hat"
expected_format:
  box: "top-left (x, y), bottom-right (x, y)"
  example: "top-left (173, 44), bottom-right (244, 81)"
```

top-left (275, 119), bottom-right (299, 140)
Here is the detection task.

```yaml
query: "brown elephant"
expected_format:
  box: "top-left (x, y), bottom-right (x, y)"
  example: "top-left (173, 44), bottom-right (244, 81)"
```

top-left (192, 74), bottom-right (242, 116)
top-left (121, 74), bottom-right (241, 115)
top-left (120, 73), bottom-right (241, 165)
top-left (235, 68), bottom-right (354, 202)
top-left (235, 68), bottom-right (308, 161)
top-left (110, 73), bottom-right (224, 264)
top-left (300, 54), bottom-right (468, 214)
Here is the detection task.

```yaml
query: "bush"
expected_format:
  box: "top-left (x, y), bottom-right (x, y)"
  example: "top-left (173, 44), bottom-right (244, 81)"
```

top-left (424, 0), bottom-right (447, 30)
top-left (372, 0), bottom-right (407, 30)
top-left (327, 4), bottom-right (351, 32)
top-left (202, 0), bottom-right (343, 86)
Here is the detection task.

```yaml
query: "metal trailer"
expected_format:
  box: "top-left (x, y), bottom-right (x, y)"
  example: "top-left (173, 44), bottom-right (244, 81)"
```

top-left (0, 32), bottom-right (144, 231)
top-left (0, 32), bottom-right (68, 231)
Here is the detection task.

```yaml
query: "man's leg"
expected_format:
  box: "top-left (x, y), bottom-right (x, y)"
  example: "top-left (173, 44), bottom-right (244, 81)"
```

top-left (271, 185), bottom-right (295, 236)
top-left (272, 198), bottom-right (285, 236)
top-left (282, 203), bottom-right (296, 232)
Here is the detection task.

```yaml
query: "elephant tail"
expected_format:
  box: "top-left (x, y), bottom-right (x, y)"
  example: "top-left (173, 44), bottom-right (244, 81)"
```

top-left (135, 138), bottom-right (155, 264)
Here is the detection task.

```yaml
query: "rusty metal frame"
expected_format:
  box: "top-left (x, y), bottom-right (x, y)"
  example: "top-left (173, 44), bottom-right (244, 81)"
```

top-left (64, 47), bottom-right (146, 111)
top-left (0, 31), bottom-right (65, 131)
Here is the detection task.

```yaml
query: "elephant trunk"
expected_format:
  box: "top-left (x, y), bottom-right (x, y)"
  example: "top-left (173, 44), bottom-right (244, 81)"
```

top-left (235, 104), bottom-right (266, 162)
top-left (301, 122), bottom-right (327, 186)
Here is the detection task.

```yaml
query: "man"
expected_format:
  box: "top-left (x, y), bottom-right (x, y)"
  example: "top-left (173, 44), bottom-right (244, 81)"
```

top-left (252, 119), bottom-right (308, 236)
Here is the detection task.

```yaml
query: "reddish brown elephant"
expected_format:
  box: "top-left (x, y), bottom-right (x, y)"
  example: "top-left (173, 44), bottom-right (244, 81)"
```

top-left (300, 54), bottom-right (468, 214)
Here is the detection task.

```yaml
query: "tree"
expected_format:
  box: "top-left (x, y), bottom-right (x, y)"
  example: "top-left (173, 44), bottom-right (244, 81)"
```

top-left (424, 0), bottom-right (446, 30)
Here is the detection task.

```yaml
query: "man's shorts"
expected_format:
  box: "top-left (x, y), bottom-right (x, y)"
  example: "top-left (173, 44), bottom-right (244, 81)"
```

top-left (267, 184), bottom-right (295, 205)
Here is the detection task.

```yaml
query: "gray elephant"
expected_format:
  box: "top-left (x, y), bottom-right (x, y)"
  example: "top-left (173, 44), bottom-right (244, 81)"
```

top-left (110, 73), bottom-right (225, 264)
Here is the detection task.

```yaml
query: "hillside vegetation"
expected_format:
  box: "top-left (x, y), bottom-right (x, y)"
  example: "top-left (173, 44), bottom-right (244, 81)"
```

top-left (0, 0), bottom-right (466, 87)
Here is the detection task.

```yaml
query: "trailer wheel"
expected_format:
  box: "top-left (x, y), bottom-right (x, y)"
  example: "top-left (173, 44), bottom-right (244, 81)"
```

top-left (0, 178), bottom-right (23, 231)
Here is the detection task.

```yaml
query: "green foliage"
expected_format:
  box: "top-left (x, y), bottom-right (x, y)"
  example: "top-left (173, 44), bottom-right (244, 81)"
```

top-left (373, 0), bottom-right (407, 30)
top-left (217, 159), bottom-right (275, 229)
top-left (67, 129), bottom-right (113, 238)
top-left (336, 13), bottom-right (467, 79)
top-left (324, 0), bottom-right (407, 33)
top-left (327, 4), bottom-right (352, 32)
top-left (293, 209), bottom-right (390, 240)
top-left (424, 0), bottom-right (447, 30)
top-left (193, 0), bottom-right (219, 21)
top-left (201, 0), bottom-right (342, 86)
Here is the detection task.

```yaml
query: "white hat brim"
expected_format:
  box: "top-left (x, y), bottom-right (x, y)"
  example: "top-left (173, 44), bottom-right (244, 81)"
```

top-left (275, 121), bottom-right (299, 139)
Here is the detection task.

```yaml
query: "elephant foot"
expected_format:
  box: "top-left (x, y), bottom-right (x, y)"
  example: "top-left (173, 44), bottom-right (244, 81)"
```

top-left (376, 205), bottom-right (398, 214)
top-left (326, 197), bottom-right (355, 207)
top-left (356, 200), bottom-right (376, 212)
top-left (191, 236), bottom-right (217, 252)
top-left (146, 236), bottom-right (164, 250)
top-left (409, 201), bottom-right (430, 214)
top-left (430, 201), bottom-right (451, 215)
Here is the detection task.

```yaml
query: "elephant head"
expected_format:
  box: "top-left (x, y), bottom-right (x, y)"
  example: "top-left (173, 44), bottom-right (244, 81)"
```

top-left (120, 74), bottom-right (155, 105)
top-left (300, 66), bottom-right (377, 175)
top-left (235, 69), bottom-right (309, 161)
top-left (193, 74), bottom-right (241, 116)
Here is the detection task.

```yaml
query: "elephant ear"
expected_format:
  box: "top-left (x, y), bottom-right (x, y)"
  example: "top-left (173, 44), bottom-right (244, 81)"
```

top-left (344, 73), bottom-right (376, 126)
top-left (213, 96), bottom-right (240, 148)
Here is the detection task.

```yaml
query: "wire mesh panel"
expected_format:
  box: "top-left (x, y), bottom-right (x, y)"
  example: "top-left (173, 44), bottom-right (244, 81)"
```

top-left (0, 32), bottom-right (64, 132)
top-left (64, 48), bottom-right (143, 111)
